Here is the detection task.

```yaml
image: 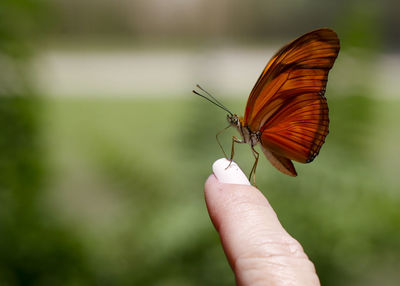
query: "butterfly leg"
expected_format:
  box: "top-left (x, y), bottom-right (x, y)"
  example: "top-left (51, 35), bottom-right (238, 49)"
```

top-left (249, 145), bottom-right (260, 186)
top-left (216, 125), bottom-right (231, 159)
top-left (226, 136), bottom-right (244, 169)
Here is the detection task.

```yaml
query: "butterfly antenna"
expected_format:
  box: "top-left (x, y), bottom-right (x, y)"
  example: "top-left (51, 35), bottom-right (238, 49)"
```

top-left (196, 85), bottom-right (232, 113)
top-left (193, 85), bottom-right (233, 115)
top-left (192, 89), bottom-right (230, 114)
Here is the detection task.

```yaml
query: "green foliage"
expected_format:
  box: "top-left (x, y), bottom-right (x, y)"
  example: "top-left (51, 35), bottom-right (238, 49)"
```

top-left (0, 96), bottom-right (94, 285)
top-left (0, 0), bottom-right (45, 58)
top-left (336, 0), bottom-right (383, 52)
top-left (0, 1), bottom-right (93, 284)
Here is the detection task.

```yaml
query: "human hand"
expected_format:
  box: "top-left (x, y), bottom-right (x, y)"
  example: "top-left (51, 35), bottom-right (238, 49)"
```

top-left (204, 158), bottom-right (320, 286)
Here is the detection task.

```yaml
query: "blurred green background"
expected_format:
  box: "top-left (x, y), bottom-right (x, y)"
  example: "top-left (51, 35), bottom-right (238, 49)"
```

top-left (1, 0), bottom-right (400, 285)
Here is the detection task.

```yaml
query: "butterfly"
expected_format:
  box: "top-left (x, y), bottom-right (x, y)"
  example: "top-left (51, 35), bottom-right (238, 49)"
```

top-left (194, 28), bottom-right (340, 183)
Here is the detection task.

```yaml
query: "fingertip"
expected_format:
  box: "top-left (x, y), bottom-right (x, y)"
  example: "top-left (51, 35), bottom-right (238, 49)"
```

top-left (204, 174), bottom-right (219, 209)
top-left (205, 173), bottom-right (218, 191)
top-left (212, 158), bottom-right (251, 186)
top-left (204, 159), bottom-right (320, 285)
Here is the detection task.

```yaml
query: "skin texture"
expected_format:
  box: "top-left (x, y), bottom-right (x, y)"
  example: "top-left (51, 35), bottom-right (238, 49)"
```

top-left (204, 160), bottom-right (320, 286)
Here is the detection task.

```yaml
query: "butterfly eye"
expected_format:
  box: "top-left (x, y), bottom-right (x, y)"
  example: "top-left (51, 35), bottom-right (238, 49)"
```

top-left (228, 115), bottom-right (238, 125)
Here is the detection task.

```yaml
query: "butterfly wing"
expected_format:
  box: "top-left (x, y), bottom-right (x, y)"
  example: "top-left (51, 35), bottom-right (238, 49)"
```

top-left (260, 145), bottom-right (298, 176)
top-left (244, 28), bottom-right (340, 176)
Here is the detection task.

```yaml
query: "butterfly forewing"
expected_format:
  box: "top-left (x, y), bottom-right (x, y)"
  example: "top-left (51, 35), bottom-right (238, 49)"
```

top-left (244, 28), bottom-right (339, 175)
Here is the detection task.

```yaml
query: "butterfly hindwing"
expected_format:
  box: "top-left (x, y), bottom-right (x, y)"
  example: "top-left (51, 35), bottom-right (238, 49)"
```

top-left (261, 146), bottom-right (297, 177)
top-left (260, 94), bottom-right (329, 163)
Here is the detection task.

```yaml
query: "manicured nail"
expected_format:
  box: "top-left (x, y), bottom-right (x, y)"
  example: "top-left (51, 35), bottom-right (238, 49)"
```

top-left (212, 158), bottom-right (251, 186)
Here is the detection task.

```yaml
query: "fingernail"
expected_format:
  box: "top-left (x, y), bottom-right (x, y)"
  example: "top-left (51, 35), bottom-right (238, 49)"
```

top-left (212, 158), bottom-right (251, 186)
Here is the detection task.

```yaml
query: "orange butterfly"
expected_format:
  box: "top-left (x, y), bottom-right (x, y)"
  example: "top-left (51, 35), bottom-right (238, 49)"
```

top-left (194, 28), bottom-right (340, 182)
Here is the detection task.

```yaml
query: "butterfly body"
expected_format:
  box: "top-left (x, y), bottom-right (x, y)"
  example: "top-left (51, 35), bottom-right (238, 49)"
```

top-left (227, 112), bottom-right (299, 178)
top-left (227, 114), bottom-right (260, 147)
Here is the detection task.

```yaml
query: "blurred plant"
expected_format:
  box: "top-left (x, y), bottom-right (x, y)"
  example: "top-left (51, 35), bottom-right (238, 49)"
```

top-left (0, 1), bottom-right (93, 284)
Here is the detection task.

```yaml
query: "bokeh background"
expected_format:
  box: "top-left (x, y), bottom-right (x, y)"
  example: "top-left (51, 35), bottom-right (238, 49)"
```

top-left (1, 0), bottom-right (400, 285)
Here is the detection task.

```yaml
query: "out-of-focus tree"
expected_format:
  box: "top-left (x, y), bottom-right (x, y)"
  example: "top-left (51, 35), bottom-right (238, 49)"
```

top-left (44, 0), bottom-right (400, 50)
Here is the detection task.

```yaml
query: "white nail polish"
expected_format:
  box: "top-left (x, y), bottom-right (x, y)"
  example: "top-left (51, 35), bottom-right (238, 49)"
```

top-left (212, 158), bottom-right (251, 186)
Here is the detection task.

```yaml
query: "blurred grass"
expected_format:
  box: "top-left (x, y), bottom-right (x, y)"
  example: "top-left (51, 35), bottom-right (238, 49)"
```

top-left (0, 96), bottom-right (94, 285)
top-left (36, 94), bottom-right (400, 285)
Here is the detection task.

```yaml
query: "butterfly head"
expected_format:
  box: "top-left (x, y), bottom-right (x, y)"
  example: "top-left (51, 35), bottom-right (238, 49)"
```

top-left (227, 114), bottom-right (243, 129)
